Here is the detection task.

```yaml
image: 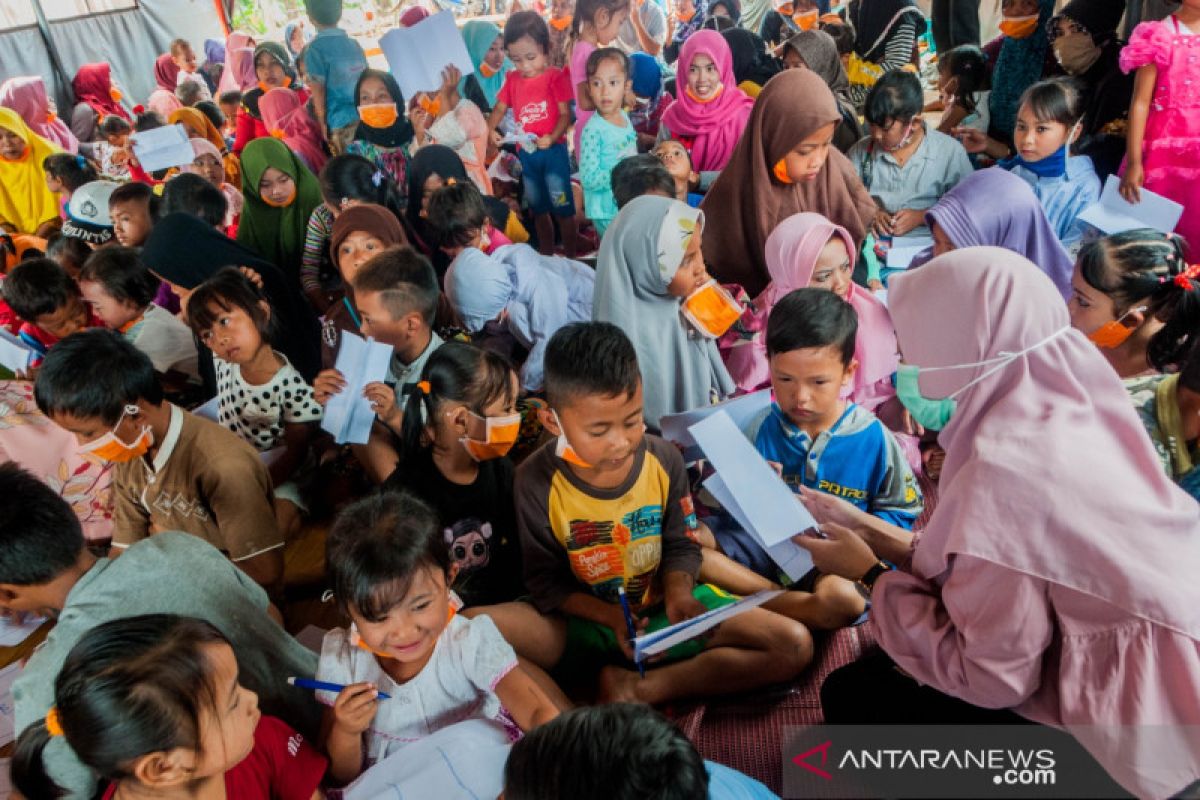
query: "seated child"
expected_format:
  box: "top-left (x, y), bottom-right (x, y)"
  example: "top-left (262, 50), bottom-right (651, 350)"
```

top-left (35, 329), bottom-right (285, 589)
top-left (3, 257), bottom-right (101, 368)
top-left (42, 154), bottom-right (99, 220)
top-left (78, 246), bottom-right (199, 384)
top-left (579, 48), bottom-right (637, 237)
top-left (610, 153), bottom-right (676, 209)
top-left (186, 268), bottom-right (323, 538)
top-left (384, 342), bottom-right (525, 607)
top-left (44, 232), bottom-right (91, 280)
top-left (172, 37), bottom-right (214, 104)
top-left (1128, 339), bottom-right (1200, 503)
top-left (492, 321), bottom-right (812, 704)
top-left (94, 115), bottom-right (133, 180)
top-left (107, 181), bottom-right (160, 248)
top-left (162, 171), bottom-right (233, 232)
top-left (933, 45), bottom-right (990, 135)
top-left (13, 615), bottom-right (326, 800)
top-left (316, 491), bottom-right (559, 784)
top-left (175, 78), bottom-right (206, 108)
top-left (432, 182), bottom-right (594, 392)
top-left (652, 139), bottom-right (703, 207)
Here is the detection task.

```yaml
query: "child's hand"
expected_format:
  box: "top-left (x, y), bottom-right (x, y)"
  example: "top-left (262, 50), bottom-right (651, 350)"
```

top-left (1120, 162), bottom-right (1144, 204)
top-left (313, 369), bottom-right (347, 406)
top-left (332, 682), bottom-right (381, 735)
top-left (890, 208), bottom-right (925, 237)
top-left (665, 588), bottom-right (708, 626)
top-left (363, 381), bottom-right (400, 428)
top-left (535, 135), bottom-right (553, 150)
top-left (871, 208), bottom-right (894, 237)
top-left (440, 65), bottom-right (462, 96)
top-left (952, 126), bottom-right (987, 154)
top-left (238, 267), bottom-right (264, 290)
top-left (608, 606), bottom-right (648, 662)
top-left (110, 148), bottom-right (130, 166)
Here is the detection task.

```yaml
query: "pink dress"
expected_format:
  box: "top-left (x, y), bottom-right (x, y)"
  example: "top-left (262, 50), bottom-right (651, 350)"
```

top-left (569, 41), bottom-right (596, 157)
top-left (1120, 16), bottom-right (1200, 257)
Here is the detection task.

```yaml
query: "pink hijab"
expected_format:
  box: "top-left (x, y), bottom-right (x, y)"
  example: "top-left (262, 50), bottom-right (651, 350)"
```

top-left (217, 33), bottom-right (256, 94)
top-left (148, 54), bottom-right (184, 119)
top-left (184, 137), bottom-right (245, 223)
top-left (723, 213), bottom-right (899, 409)
top-left (659, 30), bottom-right (754, 173)
top-left (259, 88), bottom-right (328, 175)
top-left (0, 76), bottom-right (79, 153)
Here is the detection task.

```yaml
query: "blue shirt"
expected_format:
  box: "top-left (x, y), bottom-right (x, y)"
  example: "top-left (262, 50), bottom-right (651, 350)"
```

top-left (706, 760), bottom-right (779, 799)
top-left (1007, 155), bottom-right (1101, 249)
top-left (304, 27), bottom-right (368, 130)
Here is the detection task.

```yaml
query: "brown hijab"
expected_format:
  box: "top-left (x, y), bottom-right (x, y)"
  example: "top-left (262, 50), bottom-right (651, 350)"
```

top-left (700, 68), bottom-right (875, 296)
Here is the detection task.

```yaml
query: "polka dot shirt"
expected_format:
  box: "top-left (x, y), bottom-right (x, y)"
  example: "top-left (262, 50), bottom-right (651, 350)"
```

top-left (215, 354), bottom-right (324, 452)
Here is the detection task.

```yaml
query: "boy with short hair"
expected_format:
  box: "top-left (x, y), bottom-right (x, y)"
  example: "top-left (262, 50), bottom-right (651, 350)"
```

top-left (108, 181), bottom-right (159, 248)
top-left (509, 322), bottom-right (813, 704)
top-left (426, 181), bottom-right (494, 257)
top-left (303, 0), bottom-right (368, 155)
top-left (218, 90), bottom-right (242, 140)
top-left (610, 153), bottom-right (676, 210)
top-left (35, 329), bottom-right (284, 589)
top-left (3, 257), bottom-right (101, 367)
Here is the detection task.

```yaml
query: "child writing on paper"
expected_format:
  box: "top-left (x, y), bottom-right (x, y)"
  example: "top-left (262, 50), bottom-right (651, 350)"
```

top-left (4, 257), bottom-right (101, 369)
top-left (579, 48), bottom-right (637, 237)
top-left (316, 491), bottom-right (560, 784)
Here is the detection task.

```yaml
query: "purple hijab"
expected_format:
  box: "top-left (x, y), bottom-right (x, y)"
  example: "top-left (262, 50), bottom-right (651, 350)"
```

top-left (913, 168), bottom-right (1073, 299)
top-left (204, 39), bottom-right (226, 66)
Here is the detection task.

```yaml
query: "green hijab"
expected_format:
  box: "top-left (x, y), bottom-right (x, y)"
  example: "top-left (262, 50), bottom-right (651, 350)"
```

top-left (459, 21), bottom-right (509, 108)
top-left (236, 136), bottom-right (322, 276)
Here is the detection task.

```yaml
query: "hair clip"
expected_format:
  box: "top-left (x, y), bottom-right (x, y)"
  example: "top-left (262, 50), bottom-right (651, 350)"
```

top-left (75, 155), bottom-right (87, 169)
top-left (1174, 264), bottom-right (1200, 292)
top-left (45, 707), bottom-right (63, 737)
top-left (132, 104), bottom-right (145, 114)
top-left (320, 589), bottom-right (335, 603)
top-left (371, 169), bottom-right (384, 187)
top-left (416, 380), bottom-right (432, 394)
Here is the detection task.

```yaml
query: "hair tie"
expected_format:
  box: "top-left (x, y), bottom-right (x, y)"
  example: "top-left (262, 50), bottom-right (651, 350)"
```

top-left (270, 128), bottom-right (287, 140)
top-left (1174, 264), bottom-right (1200, 292)
top-left (132, 104), bottom-right (145, 115)
top-left (75, 155), bottom-right (86, 169)
top-left (371, 169), bottom-right (384, 188)
top-left (445, 177), bottom-right (457, 187)
top-left (45, 707), bottom-right (63, 737)
top-left (416, 380), bottom-right (431, 394)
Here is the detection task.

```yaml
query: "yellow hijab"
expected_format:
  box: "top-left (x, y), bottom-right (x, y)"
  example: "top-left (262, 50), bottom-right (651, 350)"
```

top-left (0, 107), bottom-right (61, 234)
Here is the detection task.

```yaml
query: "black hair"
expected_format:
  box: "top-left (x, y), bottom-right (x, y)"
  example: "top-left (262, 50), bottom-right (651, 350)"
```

top-left (1178, 338), bottom-right (1200, 395)
top-left (543, 322), bottom-right (640, 406)
top-left (185, 266), bottom-right (274, 344)
top-left (426, 181), bottom-right (488, 249)
top-left (175, 80), bottom-right (205, 106)
top-left (306, 0), bottom-right (343, 26)
top-left (821, 20), bottom-right (856, 56)
top-left (194, 100), bottom-right (226, 130)
top-left (42, 153), bottom-right (99, 193)
top-left (863, 69), bottom-right (924, 128)
top-left (34, 328), bottom-right (164, 425)
top-left (504, 10), bottom-right (551, 53)
top-left (939, 45), bottom-right (990, 115)
top-left (319, 154), bottom-right (406, 222)
top-left (400, 341), bottom-right (517, 456)
top-left (326, 491), bottom-right (451, 621)
top-left (45, 233), bottom-right (92, 278)
top-left (3, 257), bottom-right (80, 322)
top-left (569, 0), bottom-right (629, 45)
top-left (585, 46), bottom-right (629, 78)
top-left (766, 287), bottom-right (857, 365)
top-left (504, 704), bottom-right (709, 800)
top-left (12, 615), bottom-right (229, 800)
top-left (1077, 229), bottom-right (1200, 371)
top-left (134, 110), bottom-right (165, 133)
top-left (218, 90), bottom-right (243, 106)
top-left (352, 245), bottom-right (440, 325)
top-left (97, 114), bottom-right (132, 137)
top-left (78, 247), bottom-right (160, 308)
top-left (0, 464), bottom-right (85, 586)
top-left (1018, 77), bottom-right (1086, 152)
top-left (162, 172), bottom-right (229, 227)
top-left (109, 181), bottom-right (161, 220)
top-left (611, 154), bottom-right (677, 209)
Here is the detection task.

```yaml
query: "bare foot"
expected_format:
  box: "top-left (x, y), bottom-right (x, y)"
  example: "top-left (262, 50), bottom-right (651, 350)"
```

top-left (597, 664), bottom-right (644, 704)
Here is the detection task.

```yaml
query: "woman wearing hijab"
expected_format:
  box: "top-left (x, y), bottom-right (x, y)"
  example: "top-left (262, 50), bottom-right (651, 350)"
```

top-left (142, 212), bottom-right (322, 390)
top-left (846, 0), bottom-right (925, 108)
top-left (284, 20), bottom-right (308, 62)
top-left (0, 108), bottom-right (63, 237)
top-left (70, 63), bottom-right (130, 144)
top-left (169, 106), bottom-right (242, 187)
top-left (779, 28), bottom-right (864, 152)
top-left (801, 247), bottom-right (1200, 800)
top-left (200, 39), bottom-right (226, 94)
top-left (721, 28), bottom-right (780, 98)
top-left (260, 88), bottom-right (329, 175)
top-left (664, 0), bottom-right (710, 64)
top-left (700, 69), bottom-right (875, 297)
top-left (217, 32), bottom-right (257, 96)
top-left (182, 137), bottom-right (245, 234)
top-left (0, 76), bottom-right (78, 154)
top-left (593, 195), bottom-right (734, 427)
top-left (459, 20), bottom-right (510, 114)
top-left (346, 69), bottom-right (413, 195)
top-left (985, 0), bottom-right (1055, 140)
top-left (234, 42), bottom-right (308, 153)
top-left (911, 168), bottom-right (1074, 299)
top-left (237, 136), bottom-right (323, 282)
top-left (708, 0), bottom-right (741, 25)
top-left (659, 30), bottom-right (755, 174)
top-left (148, 54), bottom-right (184, 119)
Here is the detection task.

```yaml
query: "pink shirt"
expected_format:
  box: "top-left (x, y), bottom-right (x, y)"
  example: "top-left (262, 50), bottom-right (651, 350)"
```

top-left (569, 40), bottom-right (596, 155)
top-left (496, 67), bottom-right (572, 139)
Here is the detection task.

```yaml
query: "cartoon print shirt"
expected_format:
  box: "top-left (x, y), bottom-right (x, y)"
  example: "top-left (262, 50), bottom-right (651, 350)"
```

top-left (515, 434), bottom-right (702, 614)
top-left (495, 67), bottom-right (573, 139)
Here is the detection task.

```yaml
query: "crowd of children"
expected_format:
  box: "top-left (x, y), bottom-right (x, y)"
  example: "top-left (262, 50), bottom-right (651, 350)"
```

top-left (1, 0), bottom-right (1199, 797)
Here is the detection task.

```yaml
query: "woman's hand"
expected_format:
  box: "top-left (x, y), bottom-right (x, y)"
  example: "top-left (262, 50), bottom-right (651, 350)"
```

top-left (797, 485), bottom-right (870, 533)
top-left (1120, 162), bottom-right (1144, 204)
top-left (952, 126), bottom-right (989, 155)
top-left (792, 522), bottom-right (878, 582)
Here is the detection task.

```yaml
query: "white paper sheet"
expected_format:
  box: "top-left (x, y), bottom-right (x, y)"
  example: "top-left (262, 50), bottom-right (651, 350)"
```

top-left (659, 389), bottom-right (772, 451)
top-left (130, 124), bottom-right (196, 172)
top-left (0, 662), bottom-right (21, 748)
top-left (0, 615), bottom-right (46, 647)
top-left (343, 718), bottom-right (510, 799)
top-left (704, 474), bottom-right (813, 582)
top-left (321, 332), bottom-right (394, 445)
top-left (885, 233), bottom-right (933, 270)
top-left (379, 11), bottom-right (475, 100)
top-left (633, 589), bottom-right (783, 661)
top-left (0, 329), bottom-right (33, 375)
top-left (1077, 174), bottom-right (1185, 236)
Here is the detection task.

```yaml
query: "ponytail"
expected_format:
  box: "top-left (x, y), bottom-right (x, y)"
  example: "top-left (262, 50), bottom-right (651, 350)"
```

top-left (12, 721), bottom-right (61, 800)
top-left (320, 154), bottom-right (406, 223)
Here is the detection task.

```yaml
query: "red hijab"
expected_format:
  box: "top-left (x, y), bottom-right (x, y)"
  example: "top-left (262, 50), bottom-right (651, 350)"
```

top-left (72, 63), bottom-right (130, 121)
top-left (154, 54), bottom-right (180, 92)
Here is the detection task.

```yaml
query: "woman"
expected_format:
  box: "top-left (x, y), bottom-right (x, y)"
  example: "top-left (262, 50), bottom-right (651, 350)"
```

top-left (260, 87), bottom-right (329, 174)
top-left (217, 31), bottom-right (256, 96)
top-left (284, 19), bottom-right (308, 62)
top-left (234, 42), bottom-right (307, 153)
top-left (237, 136), bottom-right (323, 280)
top-left (700, 69), bottom-right (875, 297)
top-left (798, 246), bottom-right (1200, 800)
top-left (182, 137), bottom-right (244, 234)
top-left (147, 53), bottom-right (183, 119)
top-left (0, 108), bottom-right (62, 237)
top-left (779, 28), bottom-right (864, 151)
top-left (459, 20), bottom-right (510, 114)
top-left (69, 63), bottom-right (130, 144)
top-left (169, 106), bottom-right (242, 186)
top-left (721, 28), bottom-right (779, 98)
top-left (708, 0), bottom-right (741, 24)
top-left (200, 38), bottom-right (225, 94)
top-left (0, 76), bottom-right (78, 154)
top-left (846, 0), bottom-right (925, 108)
top-left (347, 69), bottom-right (413, 196)
top-left (986, 0), bottom-right (1055, 139)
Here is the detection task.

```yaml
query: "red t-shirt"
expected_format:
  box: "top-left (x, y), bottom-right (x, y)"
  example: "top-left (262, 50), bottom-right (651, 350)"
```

top-left (102, 716), bottom-right (327, 800)
top-left (496, 68), bottom-right (572, 139)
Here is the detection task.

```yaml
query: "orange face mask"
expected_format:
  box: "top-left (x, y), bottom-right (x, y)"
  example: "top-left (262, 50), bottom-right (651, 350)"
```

top-left (682, 279), bottom-right (743, 338)
top-left (461, 411), bottom-right (521, 461)
top-left (479, 61), bottom-right (501, 78)
top-left (551, 410), bottom-right (593, 468)
top-left (257, 81), bottom-right (273, 94)
top-left (109, 86), bottom-right (123, 103)
top-left (549, 14), bottom-right (573, 30)
top-left (685, 83), bottom-right (723, 104)
top-left (793, 9), bottom-right (819, 30)
top-left (359, 102), bottom-right (399, 128)
top-left (350, 592), bottom-right (463, 659)
top-left (46, 111), bottom-right (57, 123)
top-left (678, 8), bottom-right (696, 22)
top-left (776, 2), bottom-right (794, 15)
top-left (261, 185), bottom-right (297, 208)
top-left (418, 95), bottom-right (441, 117)
top-left (1087, 305), bottom-right (1148, 349)
top-left (77, 404), bottom-right (153, 463)
top-left (999, 14), bottom-right (1039, 39)
top-left (773, 158), bottom-right (793, 184)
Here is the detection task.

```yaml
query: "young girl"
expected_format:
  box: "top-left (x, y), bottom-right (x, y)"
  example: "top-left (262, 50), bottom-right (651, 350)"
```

top-left (1128, 335), bottom-right (1200, 503)
top-left (238, 136), bottom-right (322, 282)
top-left (1120, 0), bottom-right (1200, 257)
top-left (658, 30), bottom-right (755, 174)
top-left (12, 614), bottom-right (327, 800)
top-left (316, 491), bottom-right (560, 784)
top-left (410, 65), bottom-right (492, 197)
top-left (169, 105), bottom-right (243, 186)
top-left (593, 194), bottom-right (735, 427)
top-left (489, 11), bottom-right (578, 258)
top-left (186, 268), bottom-right (324, 537)
top-left (346, 69), bottom-right (414, 193)
top-left (1070, 228), bottom-right (1200, 379)
top-left (567, 0), bottom-right (629, 156)
top-left (580, 48), bottom-right (636, 237)
top-left (183, 137), bottom-right (244, 235)
top-left (42, 154), bottom-right (99, 220)
top-left (93, 114), bottom-right (133, 180)
top-left (934, 44), bottom-right (990, 135)
top-left (0, 108), bottom-right (63, 238)
top-left (261, 87), bottom-right (329, 175)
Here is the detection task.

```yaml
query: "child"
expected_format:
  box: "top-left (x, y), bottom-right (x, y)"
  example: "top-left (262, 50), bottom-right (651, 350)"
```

top-left (384, 342), bottom-right (525, 606)
top-left (435, 182), bottom-right (595, 391)
top-left (60, 180), bottom-right (117, 247)
top-left (489, 11), bottom-right (578, 258)
top-left (78, 246), bottom-right (199, 384)
top-left (13, 615), bottom-right (327, 800)
top-left (175, 78), bottom-right (206, 108)
top-left (95, 114), bottom-right (133, 180)
top-left (303, 0), bottom-right (368, 155)
top-left (627, 53), bottom-right (669, 149)
top-left (4, 257), bottom-right (101, 367)
top-left (36, 329), bottom-right (285, 589)
top-left (162, 172), bottom-right (231, 231)
top-left (934, 44), bottom-right (990, 134)
top-left (652, 139), bottom-right (702, 207)
top-left (182, 138), bottom-right (244, 234)
top-left (567, 0), bottom-right (630, 156)
top-left (1128, 338), bottom-right (1200, 503)
top-left (238, 136), bottom-right (323, 280)
top-left (316, 491), bottom-right (559, 784)
top-left (580, 48), bottom-right (637, 237)
top-left (593, 195), bottom-right (734, 427)
top-left (219, 89), bottom-right (242, 143)
top-left (759, 0), bottom-right (820, 50)
top-left (42, 154), bottom-right (99, 220)
top-left (610, 153), bottom-right (677, 209)
top-left (107, 181), bottom-right (160, 248)
top-left (187, 268), bottom-right (323, 538)
top-left (171, 37), bottom-right (214, 104)
top-left (547, 0), bottom-right (576, 68)
top-left (409, 65), bottom-right (492, 196)
top-left (44, 233), bottom-right (91, 281)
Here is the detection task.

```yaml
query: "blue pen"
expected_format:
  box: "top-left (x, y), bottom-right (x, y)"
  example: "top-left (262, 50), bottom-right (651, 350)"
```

top-left (617, 587), bottom-right (645, 678)
top-left (343, 296), bottom-right (362, 329)
top-left (287, 676), bottom-right (391, 700)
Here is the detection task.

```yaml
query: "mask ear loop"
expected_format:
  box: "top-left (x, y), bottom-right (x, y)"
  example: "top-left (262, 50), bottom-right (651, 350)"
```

top-left (914, 326), bottom-right (1072, 400)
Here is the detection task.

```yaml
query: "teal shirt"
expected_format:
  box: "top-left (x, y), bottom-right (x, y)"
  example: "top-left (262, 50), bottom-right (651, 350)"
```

top-left (580, 111), bottom-right (637, 232)
top-left (305, 27), bottom-right (368, 130)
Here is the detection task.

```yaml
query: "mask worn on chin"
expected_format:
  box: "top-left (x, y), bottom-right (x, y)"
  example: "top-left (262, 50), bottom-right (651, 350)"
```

top-left (109, 87), bottom-right (123, 103)
top-left (685, 83), bottom-right (723, 104)
top-left (1053, 31), bottom-right (1102, 75)
top-left (257, 81), bottom-right (272, 94)
top-left (479, 61), bottom-right (501, 78)
top-left (792, 9), bottom-right (819, 30)
top-left (999, 14), bottom-right (1040, 40)
top-left (682, 279), bottom-right (743, 338)
top-left (549, 14), bottom-right (573, 30)
top-left (895, 326), bottom-right (1070, 430)
top-left (78, 404), bottom-right (153, 463)
top-left (677, 8), bottom-right (696, 22)
top-left (1087, 305), bottom-right (1148, 349)
top-left (460, 410), bottom-right (521, 461)
top-left (884, 118), bottom-right (918, 152)
top-left (773, 158), bottom-right (792, 183)
top-left (998, 120), bottom-right (1081, 178)
top-left (261, 185), bottom-right (297, 207)
top-left (551, 409), bottom-right (593, 468)
top-left (359, 102), bottom-right (399, 128)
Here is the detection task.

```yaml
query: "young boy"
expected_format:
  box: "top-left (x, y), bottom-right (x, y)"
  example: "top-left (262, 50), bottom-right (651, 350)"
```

top-left (0, 464), bottom-right (319, 800)
top-left (652, 140), bottom-right (703, 208)
top-left (3, 257), bottom-right (101, 367)
top-left (501, 321), bottom-right (812, 704)
top-left (171, 38), bottom-right (213, 104)
top-left (701, 289), bottom-right (922, 629)
top-left (610, 153), bottom-right (676, 209)
top-left (108, 181), bottom-right (159, 248)
top-left (35, 329), bottom-right (284, 589)
top-left (312, 246), bottom-right (443, 483)
top-left (426, 181), bottom-right (496, 259)
top-left (303, 0), bottom-right (368, 155)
